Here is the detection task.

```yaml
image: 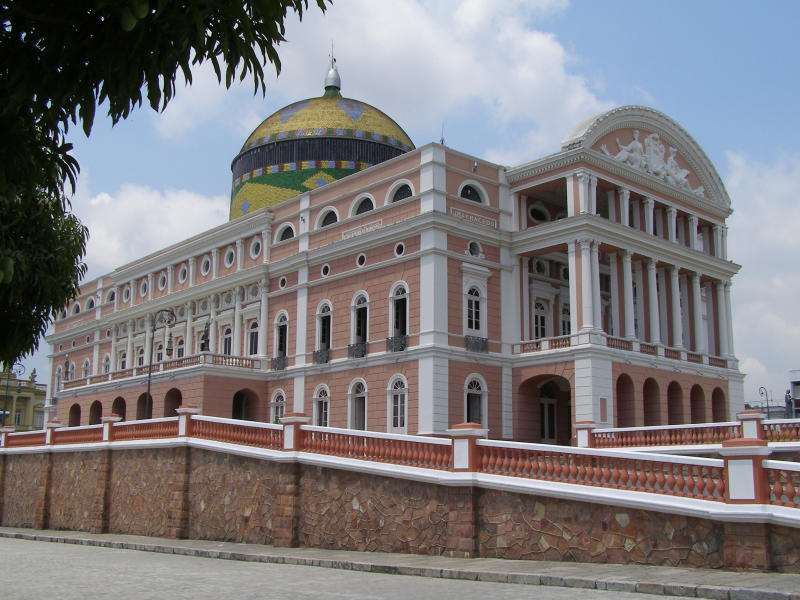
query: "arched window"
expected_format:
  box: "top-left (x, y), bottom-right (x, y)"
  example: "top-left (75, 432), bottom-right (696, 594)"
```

top-left (317, 303), bottom-right (332, 351)
top-left (534, 302), bottom-right (547, 339)
top-left (319, 209), bottom-right (338, 228)
top-left (314, 386), bottom-right (329, 427)
top-left (391, 184), bottom-right (412, 203)
top-left (355, 196), bottom-right (374, 215)
top-left (222, 327), bottom-right (232, 355)
top-left (349, 381), bottom-right (367, 430)
top-left (271, 391), bottom-right (286, 423)
top-left (81, 360), bottom-right (90, 379)
top-left (390, 285), bottom-right (408, 343)
top-left (137, 348), bottom-right (144, 367)
top-left (460, 184), bottom-right (482, 203)
top-left (249, 321), bottom-right (259, 355)
top-left (86, 298), bottom-right (95, 310)
top-left (106, 290), bottom-right (116, 303)
top-left (176, 338), bottom-right (185, 358)
top-left (103, 355), bottom-right (111, 374)
top-left (388, 376), bottom-right (407, 433)
top-left (72, 303), bottom-right (81, 315)
top-left (68, 362), bottom-right (75, 381)
top-left (465, 378), bottom-right (486, 426)
top-left (466, 287), bottom-right (481, 332)
top-left (278, 224), bottom-right (295, 241)
top-left (119, 352), bottom-right (127, 370)
top-left (68, 404), bottom-right (81, 427)
top-left (351, 294), bottom-right (368, 347)
top-left (274, 312), bottom-right (289, 358)
top-left (560, 304), bottom-right (571, 336)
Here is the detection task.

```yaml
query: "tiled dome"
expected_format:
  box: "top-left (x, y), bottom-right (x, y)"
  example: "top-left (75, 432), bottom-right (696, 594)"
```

top-left (230, 61), bottom-right (415, 220)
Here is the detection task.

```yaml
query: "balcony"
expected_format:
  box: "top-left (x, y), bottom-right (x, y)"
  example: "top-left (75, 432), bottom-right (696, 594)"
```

top-left (270, 355), bottom-right (286, 371)
top-left (464, 335), bottom-right (489, 353)
top-left (347, 342), bottom-right (366, 358)
top-left (386, 335), bottom-right (407, 352)
top-left (312, 348), bottom-right (330, 364)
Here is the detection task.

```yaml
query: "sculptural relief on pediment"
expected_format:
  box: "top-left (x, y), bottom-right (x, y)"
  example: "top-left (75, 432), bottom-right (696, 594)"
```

top-left (594, 128), bottom-right (705, 197)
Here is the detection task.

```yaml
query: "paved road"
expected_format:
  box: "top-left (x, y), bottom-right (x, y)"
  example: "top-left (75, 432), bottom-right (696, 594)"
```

top-left (2, 537), bottom-right (695, 600)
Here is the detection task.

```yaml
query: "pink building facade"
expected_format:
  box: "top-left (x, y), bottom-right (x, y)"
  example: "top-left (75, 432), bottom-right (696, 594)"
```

top-left (48, 78), bottom-right (743, 444)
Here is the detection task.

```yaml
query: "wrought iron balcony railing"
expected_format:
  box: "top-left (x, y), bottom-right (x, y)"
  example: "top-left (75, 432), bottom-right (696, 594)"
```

top-left (464, 335), bottom-right (489, 353)
top-left (386, 335), bottom-right (407, 352)
top-left (348, 342), bottom-right (367, 358)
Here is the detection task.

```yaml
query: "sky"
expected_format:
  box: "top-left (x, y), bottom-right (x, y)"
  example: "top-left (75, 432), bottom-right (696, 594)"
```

top-left (20, 0), bottom-right (800, 410)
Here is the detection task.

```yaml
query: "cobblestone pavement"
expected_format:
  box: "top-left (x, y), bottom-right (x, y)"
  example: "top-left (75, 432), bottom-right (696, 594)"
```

top-left (1, 528), bottom-right (798, 600)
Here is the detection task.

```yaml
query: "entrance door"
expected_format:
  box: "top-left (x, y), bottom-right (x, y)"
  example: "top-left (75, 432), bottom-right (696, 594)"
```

top-left (540, 398), bottom-right (557, 443)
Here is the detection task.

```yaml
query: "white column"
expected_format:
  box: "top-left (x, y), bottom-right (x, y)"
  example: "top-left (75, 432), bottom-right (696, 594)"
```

top-left (577, 171), bottom-right (590, 214)
top-left (501, 247), bottom-right (519, 354)
top-left (565, 174), bottom-right (576, 217)
top-left (129, 280), bottom-right (135, 307)
top-left (112, 286), bottom-right (119, 312)
top-left (688, 215), bottom-right (699, 250)
top-left (618, 188), bottom-right (630, 227)
top-left (591, 241), bottom-right (601, 330)
top-left (704, 282), bottom-right (715, 355)
top-left (110, 325), bottom-right (118, 371)
top-left (608, 253), bottom-right (620, 337)
top-left (147, 273), bottom-right (153, 302)
top-left (716, 281), bottom-right (729, 357)
top-left (691, 273), bottom-right (706, 353)
top-left (567, 241), bottom-right (579, 334)
top-left (721, 225), bottom-right (728, 260)
top-left (666, 207), bottom-right (677, 242)
top-left (295, 266), bottom-right (308, 365)
top-left (211, 248), bottom-right (219, 279)
top-left (125, 320), bottom-right (133, 366)
top-left (185, 301), bottom-right (193, 354)
top-left (233, 287), bottom-right (242, 355)
top-left (144, 314), bottom-right (153, 365)
top-left (647, 259), bottom-right (661, 344)
top-left (580, 240), bottom-right (593, 331)
top-left (92, 330), bottom-right (100, 375)
top-left (589, 175), bottom-right (598, 215)
top-left (643, 197), bottom-right (655, 235)
top-left (607, 190), bottom-right (617, 222)
top-left (167, 265), bottom-right (174, 294)
top-left (724, 282), bottom-right (735, 355)
top-left (258, 278), bottom-right (268, 357)
top-left (517, 193), bottom-right (526, 231)
top-left (189, 257), bottom-right (195, 287)
top-left (713, 225), bottom-right (722, 258)
top-left (262, 229), bottom-right (270, 264)
top-left (670, 266), bottom-right (683, 348)
top-left (236, 239), bottom-right (244, 271)
top-left (521, 258), bottom-right (530, 339)
top-left (657, 267), bottom-right (668, 342)
top-left (209, 295), bottom-right (217, 352)
top-left (622, 251), bottom-right (635, 339)
top-left (633, 262), bottom-right (645, 340)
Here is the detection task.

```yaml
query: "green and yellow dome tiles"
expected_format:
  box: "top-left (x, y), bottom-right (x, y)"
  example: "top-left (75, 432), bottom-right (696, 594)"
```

top-left (230, 60), bottom-right (415, 220)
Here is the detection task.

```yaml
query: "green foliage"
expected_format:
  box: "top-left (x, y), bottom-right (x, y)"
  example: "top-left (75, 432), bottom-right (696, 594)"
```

top-left (0, 0), bottom-right (327, 364)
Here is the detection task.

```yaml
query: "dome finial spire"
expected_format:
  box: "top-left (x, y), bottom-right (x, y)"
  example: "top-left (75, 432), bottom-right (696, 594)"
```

top-left (324, 42), bottom-right (341, 97)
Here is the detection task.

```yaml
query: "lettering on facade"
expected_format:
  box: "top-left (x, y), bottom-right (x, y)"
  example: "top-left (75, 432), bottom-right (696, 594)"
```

top-left (342, 220), bottom-right (382, 240)
top-left (450, 208), bottom-right (497, 229)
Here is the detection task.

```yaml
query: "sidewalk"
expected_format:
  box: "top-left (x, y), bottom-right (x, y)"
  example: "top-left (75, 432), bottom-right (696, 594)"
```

top-left (1, 527), bottom-right (798, 600)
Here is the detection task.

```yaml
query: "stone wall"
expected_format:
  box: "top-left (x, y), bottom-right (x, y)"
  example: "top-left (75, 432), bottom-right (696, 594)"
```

top-left (1, 446), bottom-right (798, 572)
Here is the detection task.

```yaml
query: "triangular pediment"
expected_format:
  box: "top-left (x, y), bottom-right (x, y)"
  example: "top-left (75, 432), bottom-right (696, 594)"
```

top-left (561, 106), bottom-right (730, 208)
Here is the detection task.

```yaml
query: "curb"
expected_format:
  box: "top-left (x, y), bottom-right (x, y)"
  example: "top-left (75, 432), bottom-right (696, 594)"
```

top-left (1, 530), bottom-right (798, 600)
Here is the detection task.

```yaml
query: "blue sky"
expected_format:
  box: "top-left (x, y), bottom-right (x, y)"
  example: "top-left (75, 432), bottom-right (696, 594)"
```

top-left (22, 0), bottom-right (800, 410)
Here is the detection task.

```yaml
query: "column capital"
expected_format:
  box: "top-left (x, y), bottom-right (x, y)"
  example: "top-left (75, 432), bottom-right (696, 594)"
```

top-left (211, 247), bottom-right (219, 257)
top-left (617, 187), bottom-right (630, 200)
top-left (643, 196), bottom-right (655, 208)
top-left (666, 205), bottom-right (677, 216)
top-left (576, 170), bottom-right (591, 184)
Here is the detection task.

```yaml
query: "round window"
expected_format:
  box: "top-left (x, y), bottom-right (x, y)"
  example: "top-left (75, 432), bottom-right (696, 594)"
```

top-left (178, 265), bottom-right (188, 283)
top-left (158, 273), bottom-right (167, 290)
top-left (279, 276), bottom-right (287, 289)
top-left (321, 264), bottom-right (330, 277)
top-left (250, 238), bottom-right (262, 259)
top-left (123, 286), bottom-right (131, 302)
top-left (394, 242), bottom-right (405, 257)
top-left (140, 280), bottom-right (148, 297)
top-left (224, 247), bottom-right (235, 268)
top-left (356, 253), bottom-right (366, 267)
top-left (467, 241), bottom-right (482, 257)
top-left (200, 256), bottom-right (211, 276)
top-left (529, 205), bottom-right (548, 223)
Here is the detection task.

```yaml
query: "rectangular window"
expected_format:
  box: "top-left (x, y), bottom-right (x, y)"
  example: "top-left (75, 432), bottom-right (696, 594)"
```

top-left (33, 412), bottom-right (44, 428)
top-left (249, 330), bottom-right (258, 355)
top-left (14, 411), bottom-right (22, 426)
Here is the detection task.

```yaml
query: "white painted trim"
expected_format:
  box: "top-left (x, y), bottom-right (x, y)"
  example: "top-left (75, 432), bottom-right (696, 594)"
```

top-left (192, 415), bottom-right (282, 430)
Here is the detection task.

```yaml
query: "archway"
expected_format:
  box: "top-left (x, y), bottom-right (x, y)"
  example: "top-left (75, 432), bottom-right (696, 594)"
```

top-left (68, 403), bottom-right (81, 427)
top-left (690, 385), bottom-right (706, 423)
top-left (667, 382), bottom-right (684, 425)
top-left (164, 388), bottom-right (182, 417)
top-left (232, 388), bottom-right (258, 421)
top-left (616, 374), bottom-right (636, 427)
top-left (112, 397), bottom-right (126, 421)
top-left (712, 387), bottom-right (727, 422)
top-left (643, 378), bottom-right (660, 426)
top-left (136, 393), bottom-right (152, 420)
top-left (517, 375), bottom-right (571, 444)
top-left (89, 400), bottom-right (102, 425)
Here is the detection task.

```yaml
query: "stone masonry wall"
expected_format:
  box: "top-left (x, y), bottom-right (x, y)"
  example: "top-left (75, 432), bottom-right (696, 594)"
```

top-left (188, 449), bottom-right (277, 544)
top-left (299, 466), bottom-right (450, 555)
top-left (48, 451), bottom-right (108, 532)
top-left (478, 490), bottom-right (723, 567)
top-left (1, 453), bottom-right (49, 528)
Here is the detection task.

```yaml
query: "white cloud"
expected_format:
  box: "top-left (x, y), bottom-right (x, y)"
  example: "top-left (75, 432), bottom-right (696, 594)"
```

top-left (70, 172), bottom-right (228, 281)
top-left (725, 152), bottom-right (800, 405)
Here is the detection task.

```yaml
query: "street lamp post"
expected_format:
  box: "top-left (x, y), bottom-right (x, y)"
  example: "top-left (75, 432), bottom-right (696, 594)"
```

top-left (3, 363), bottom-right (25, 427)
top-left (145, 309), bottom-right (176, 419)
top-left (758, 386), bottom-right (771, 417)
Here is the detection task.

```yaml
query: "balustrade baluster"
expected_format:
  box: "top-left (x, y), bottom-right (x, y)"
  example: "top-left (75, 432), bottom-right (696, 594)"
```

top-left (696, 467), bottom-right (708, 498)
top-left (584, 456), bottom-right (595, 485)
top-left (655, 465), bottom-right (666, 493)
top-left (577, 456), bottom-right (586, 483)
top-left (666, 465), bottom-right (676, 494)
